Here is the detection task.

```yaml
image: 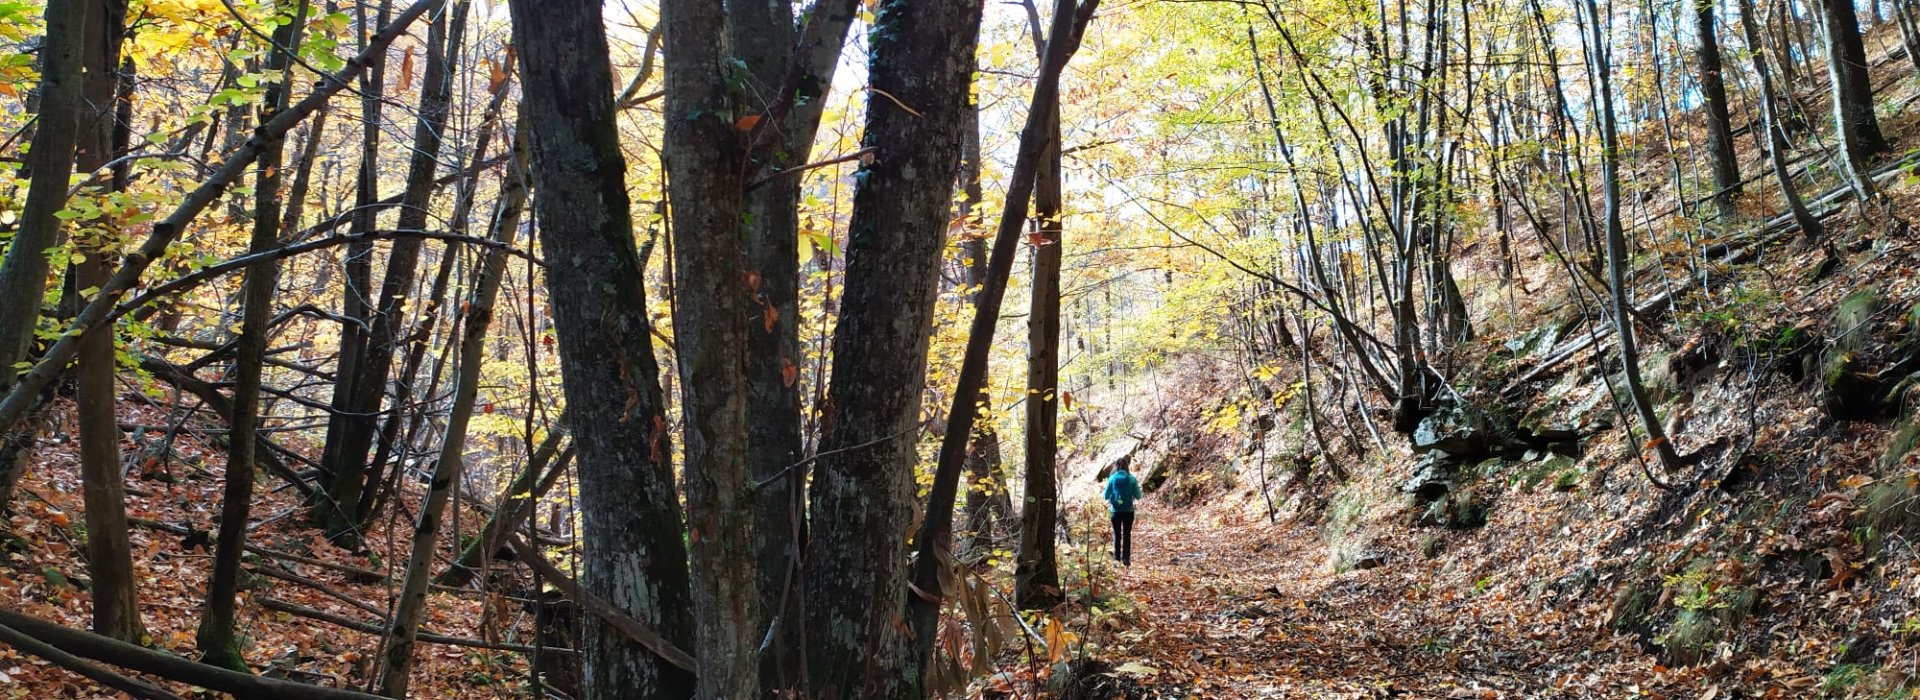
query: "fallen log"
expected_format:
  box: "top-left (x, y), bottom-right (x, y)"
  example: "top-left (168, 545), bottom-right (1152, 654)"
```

top-left (0, 620), bottom-right (186, 700)
top-left (0, 608), bottom-right (384, 700)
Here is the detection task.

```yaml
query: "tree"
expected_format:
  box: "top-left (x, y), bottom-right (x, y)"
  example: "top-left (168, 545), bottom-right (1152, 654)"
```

top-left (0, 0), bottom-right (88, 387)
top-left (729, 1), bottom-right (861, 688)
top-left (197, 0), bottom-right (305, 669)
top-left (1817, 0), bottom-right (1887, 170)
top-left (1736, 0), bottom-right (1825, 240)
top-left (804, 0), bottom-right (985, 693)
top-left (1694, 0), bottom-right (1741, 215)
top-left (659, 0), bottom-right (761, 694)
top-left (72, 0), bottom-right (143, 644)
top-left (1016, 2), bottom-right (1068, 611)
top-left (1586, 0), bottom-right (1688, 474)
top-left (506, 0), bottom-right (697, 696)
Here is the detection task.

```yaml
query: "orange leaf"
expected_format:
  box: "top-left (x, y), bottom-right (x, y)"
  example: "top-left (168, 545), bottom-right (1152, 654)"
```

top-left (397, 46), bottom-right (416, 92)
top-left (1643, 437), bottom-right (1667, 451)
top-left (735, 114), bottom-right (762, 131)
top-left (781, 357), bottom-right (798, 388)
top-left (763, 304), bottom-right (779, 332)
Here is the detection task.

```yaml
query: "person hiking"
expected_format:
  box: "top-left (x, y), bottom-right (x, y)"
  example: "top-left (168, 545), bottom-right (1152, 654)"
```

top-left (1104, 457), bottom-right (1143, 566)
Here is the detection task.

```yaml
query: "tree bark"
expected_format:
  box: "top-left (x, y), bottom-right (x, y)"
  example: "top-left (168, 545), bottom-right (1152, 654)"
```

top-left (73, 0), bottom-right (142, 644)
top-left (1586, 0), bottom-right (1687, 473)
top-left (314, 0), bottom-right (457, 544)
top-left (731, 2), bottom-right (861, 690)
top-left (1016, 89), bottom-right (1065, 612)
top-left (660, 0), bottom-right (759, 696)
top-left (1695, 0), bottom-right (1742, 215)
top-left (903, 0), bottom-right (1095, 695)
top-left (1817, 0), bottom-right (1888, 166)
top-left (804, 0), bottom-right (985, 695)
top-left (1736, 0), bottom-right (1826, 240)
top-left (376, 120), bottom-right (525, 700)
top-left (506, 0), bottom-right (697, 697)
top-left (0, 0), bottom-right (89, 384)
top-left (959, 93), bottom-right (1009, 559)
top-left (197, 0), bottom-right (304, 670)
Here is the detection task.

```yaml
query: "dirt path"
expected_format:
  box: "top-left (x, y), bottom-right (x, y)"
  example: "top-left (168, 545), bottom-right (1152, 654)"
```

top-left (1097, 507), bottom-right (1657, 699)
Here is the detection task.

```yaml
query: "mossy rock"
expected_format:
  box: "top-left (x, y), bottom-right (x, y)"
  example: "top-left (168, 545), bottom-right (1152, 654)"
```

top-left (1823, 290), bottom-right (1888, 420)
top-left (1661, 608), bottom-right (1724, 666)
top-left (1859, 474), bottom-right (1920, 555)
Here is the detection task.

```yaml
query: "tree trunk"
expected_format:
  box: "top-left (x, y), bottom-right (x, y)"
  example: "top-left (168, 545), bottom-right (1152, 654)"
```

top-left (1695, 0), bottom-right (1743, 215)
top-left (0, 0), bottom-right (90, 387)
top-left (1737, 0), bottom-right (1826, 240)
top-left (197, 0), bottom-right (304, 669)
top-left (1016, 103), bottom-right (1065, 612)
top-left (659, 0), bottom-right (762, 696)
top-left (959, 93), bottom-right (1009, 559)
top-left (804, 0), bottom-right (986, 695)
top-left (73, 0), bottom-right (142, 644)
top-left (314, 0), bottom-right (456, 544)
top-left (731, 1), bottom-right (861, 690)
top-left (376, 122), bottom-right (525, 699)
top-left (506, 0), bottom-right (697, 696)
top-left (902, 1), bottom-right (1095, 695)
top-left (1586, 0), bottom-right (1687, 473)
top-left (1818, 0), bottom-right (1888, 167)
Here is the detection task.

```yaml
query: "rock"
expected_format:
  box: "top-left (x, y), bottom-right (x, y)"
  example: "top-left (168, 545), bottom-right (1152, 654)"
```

top-left (1401, 450), bottom-right (1459, 506)
top-left (1822, 289), bottom-right (1886, 420)
top-left (1411, 403), bottom-right (1496, 456)
top-left (1350, 552), bottom-right (1388, 570)
top-left (1416, 491), bottom-right (1489, 530)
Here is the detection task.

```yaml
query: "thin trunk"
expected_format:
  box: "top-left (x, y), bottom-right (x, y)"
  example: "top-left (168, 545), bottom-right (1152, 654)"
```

top-left (197, 0), bottom-right (305, 669)
top-left (0, 0), bottom-right (90, 386)
top-left (315, 0), bottom-right (456, 544)
top-left (1586, 0), bottom-right (1688, 473)
top-left (1737, 0), bottom-right (1826, 240)
top-left (902, 0), bottom-right (1091, 695)
top-left (731, 1), bottom-right (861, 690)
top-left (959, 93), bottom-right (1007, 559)
top-left (1015, 96), bottom-right (1064, 612)
top-left (377, 125), bottom-right (525, 700)
top-left (507, 0), bottom-right (697, 696)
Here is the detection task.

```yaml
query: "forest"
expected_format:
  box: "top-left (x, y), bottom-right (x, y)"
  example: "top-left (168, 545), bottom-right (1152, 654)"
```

top-left (3, 0), bottom-right (1920, 695)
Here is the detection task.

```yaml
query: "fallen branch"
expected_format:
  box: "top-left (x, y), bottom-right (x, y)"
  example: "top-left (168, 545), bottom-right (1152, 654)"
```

top-left (502, 533), bottom-right (696, 672)
top-left (257, 597), bottom-right (572, 656)
top-left (0, 608), bottom-right (384, 700)
top-left (0, 620), bottom-right (186, 700)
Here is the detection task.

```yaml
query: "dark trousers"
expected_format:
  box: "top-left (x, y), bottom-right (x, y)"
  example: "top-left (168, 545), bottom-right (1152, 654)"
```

top-left (1111, 511), bottom-right (1135, 566)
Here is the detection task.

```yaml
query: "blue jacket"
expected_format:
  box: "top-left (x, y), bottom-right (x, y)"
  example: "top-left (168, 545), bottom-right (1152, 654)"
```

top-left (1104, 470), bottom-right (1142, 513)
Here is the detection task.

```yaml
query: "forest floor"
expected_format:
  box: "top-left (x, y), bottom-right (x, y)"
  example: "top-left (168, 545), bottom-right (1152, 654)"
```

top-left (1089, 498), bottom-right (1853, 699)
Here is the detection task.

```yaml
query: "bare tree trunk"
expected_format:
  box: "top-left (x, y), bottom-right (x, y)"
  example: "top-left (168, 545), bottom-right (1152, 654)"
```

top-left (1695, 0), bottom-right (1743, 215)
top-left (507, 0), bottom-right (697, 696)
top-left (1016, 93), bottom-right (1065, 612)
top-left (902, 1), bottom-right (1094, 695)
top-left (196, 0), bottom-right (304, 669)
top-left (377, 124), bottom-right (526, 699)
top-left (1817, 0), bottom-right (1888, 172)
top-left (1737, 0), bottom-right (1826, 240)
top-left (314, 0), bottom-right (456, 544)
top-left (805, 0), bottom-right (986, 695)
top-left (72, 0), bottom-right (143, 644)
top-left (959, 93), bottom-right (1008, 559)
top-left (0, 0), bottom-right (90, 386)
top-left (729, 1), bottom-right (861, 690)
top-left (1585, 0), bottom-right (1687, 473)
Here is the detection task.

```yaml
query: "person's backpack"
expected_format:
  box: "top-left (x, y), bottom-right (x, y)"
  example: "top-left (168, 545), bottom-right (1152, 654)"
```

top-left (1109, 472), bottom-right (1137, 509)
